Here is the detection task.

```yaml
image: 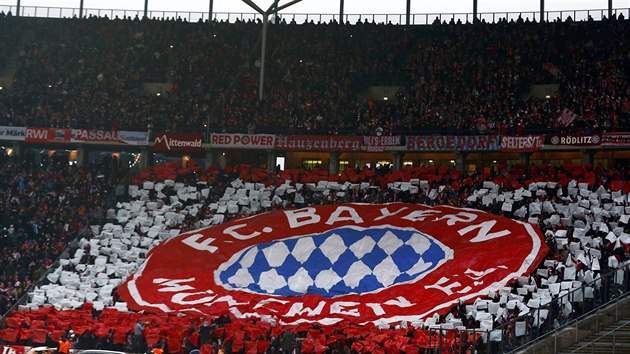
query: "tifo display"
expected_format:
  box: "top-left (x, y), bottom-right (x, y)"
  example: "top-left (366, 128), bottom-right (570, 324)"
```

top-left (0, 9), bottom-right (629, 354)
top-left (0, 158), bottom-right (628, 353)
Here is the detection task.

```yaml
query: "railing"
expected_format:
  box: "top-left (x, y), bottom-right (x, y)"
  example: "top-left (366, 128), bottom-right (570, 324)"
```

top-left (0, 5), bottom-right (628, 24)
top-left (506, 263), bottom-right (630, 354)
top-left (568, 320), bottom-right (630, 354)
top-left (423, 262), bottom-right (630, 353)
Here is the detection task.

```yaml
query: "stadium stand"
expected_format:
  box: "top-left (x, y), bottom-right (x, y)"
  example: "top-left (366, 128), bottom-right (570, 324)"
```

top-left (0, 155), bottom-right (123, 316)
top-left (0, 8), bottom-right (629, 354)
top-left (0, 14), bottom-right (628, 133)
top-left (0, 158), bottom-right (627, 353)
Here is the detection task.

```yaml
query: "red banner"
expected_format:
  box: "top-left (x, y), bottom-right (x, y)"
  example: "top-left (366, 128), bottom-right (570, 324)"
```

top-left (25, 127), bottom-right (71, 143)
top-left (548, 134), bottom-right (601, 146)
top-left (153, 132), bottom-right (203, 152)
top-left (118, 203), bottom-right (546, 325)
top-left (0, 345), bottom-right (28, 354)
top-left (275, 135), bottom-right (363, 151)
top-left (602, 132), bottom-right (630, 147)
top-left (407, 135), bottom-right (500, 151)
top-left (500, 135), bottom-right (545, 152)
top-left (362, 136), bottom-right (402, 152)
top-left (210, 133), bottom-right (275, 149)
top-left (543, 63), bottom-right (561, 78)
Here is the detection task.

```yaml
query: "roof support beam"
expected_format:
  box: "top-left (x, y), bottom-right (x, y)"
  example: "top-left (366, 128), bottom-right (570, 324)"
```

top-left (608, 0), bottom-right (612, 18)
top-left (241, 0), bottom-right (303, 100)
top-left (242, 0), bottom-right (264, 14)
top-left (267, 0), bottom-right (280, 12)
top-left (274, 0), bottom-right (302, 13)
top-left (339, 0), bottom-right (344, 23)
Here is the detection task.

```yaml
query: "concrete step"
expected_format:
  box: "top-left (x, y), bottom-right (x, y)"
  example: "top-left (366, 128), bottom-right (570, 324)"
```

top-left (563, 341), bottom-right (630, 353)
top-left (582, 331), bottom-right (630, 340)
top-left (599, 328), bottom-right (630, 334)
top-left (532, 314), bottom-right (630, 354)
top-left (571, 341), bottom-right (630, 347)
top-left (559, 350), bottom-right (630, 354)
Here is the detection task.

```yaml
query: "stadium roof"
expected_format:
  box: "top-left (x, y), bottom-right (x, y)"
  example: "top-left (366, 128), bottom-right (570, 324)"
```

top-left (1, 0), bottom-right (626, 24)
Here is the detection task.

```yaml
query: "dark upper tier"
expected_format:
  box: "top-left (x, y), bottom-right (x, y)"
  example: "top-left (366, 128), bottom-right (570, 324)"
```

top-left (0, 13), bottom-right (628, 135)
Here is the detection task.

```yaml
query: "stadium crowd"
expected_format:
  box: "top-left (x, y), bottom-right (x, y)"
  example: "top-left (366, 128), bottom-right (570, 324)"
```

top-left (0, 15), bottom-right (24, 78)
top-left (0, 9), bottom-right (629, 354)
top-left (0, 157), bottom-right (628, 353)
top-left (0, 155), bottom-right (123, 316)
top-left (0, 13), bottom-right (628, 134)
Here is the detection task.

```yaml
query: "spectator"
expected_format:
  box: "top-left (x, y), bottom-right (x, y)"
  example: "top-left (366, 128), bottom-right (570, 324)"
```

top-left (134, 320), bottom-right (147, 353)
top-left (0, 156), bottom-right (122, 316)
top-left (0, 15), bottom-right (627, 134)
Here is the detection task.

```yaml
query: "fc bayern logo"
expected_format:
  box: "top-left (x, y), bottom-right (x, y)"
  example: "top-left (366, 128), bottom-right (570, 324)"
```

top-left (591, 135), bottom-right (600, 144)
top-left (118, 203), bottom-right (546, 325)
top-left (216, 226), bottom-right (453, 298)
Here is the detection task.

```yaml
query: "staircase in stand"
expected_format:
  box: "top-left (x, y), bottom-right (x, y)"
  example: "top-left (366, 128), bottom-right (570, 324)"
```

top-left (559, 320), bottom-right (630, 354)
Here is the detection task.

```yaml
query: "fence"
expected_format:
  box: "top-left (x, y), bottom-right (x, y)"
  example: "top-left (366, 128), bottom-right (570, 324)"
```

top-left (0, 5), bottom-right (629, 24)
top-left (424, 262), bottom-right (630, 353)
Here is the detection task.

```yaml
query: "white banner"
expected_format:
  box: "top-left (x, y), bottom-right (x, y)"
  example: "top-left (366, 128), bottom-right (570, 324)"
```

top-left (0, 126), bottom-right (26, 141)
top-left (210, 133), bottom-right (275, 149)
top-left (118, 131), bottom-right (150, 145)
top-left (556, 108), bottom-right (578, 127)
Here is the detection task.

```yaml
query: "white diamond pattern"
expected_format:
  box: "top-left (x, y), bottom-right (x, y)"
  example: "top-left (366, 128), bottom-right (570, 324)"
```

top-left (377, 231), bottom-right (404, 255)
top-left (314, 269), bottom-right (342, 292)
top-left (343, 261), bottom-right (372, 289)
top-left (319, 233), bottom-right (347, 263)
top-left (291, 237), bottom-right (317, 263)
top-left (349, 236), bottom-right (376, 259)
top-left (406, 258), bottom-right (433, 276)
top-left (373, 256), bottom-right (401, 287)
top-left (262, 242), bottom-right (290, 267)
top-left (228, 268), bottom-right (254, 287)
top-left (239, 247), bottom-right (259, 268)
top-left (258, 269), bottom-right (287, 293)
top-left (287, 267), bottom-right (313, 293)
top-left (221, 227), bottom-right (446, 296)
top-left (406, 233), bottom-right (431, 255)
